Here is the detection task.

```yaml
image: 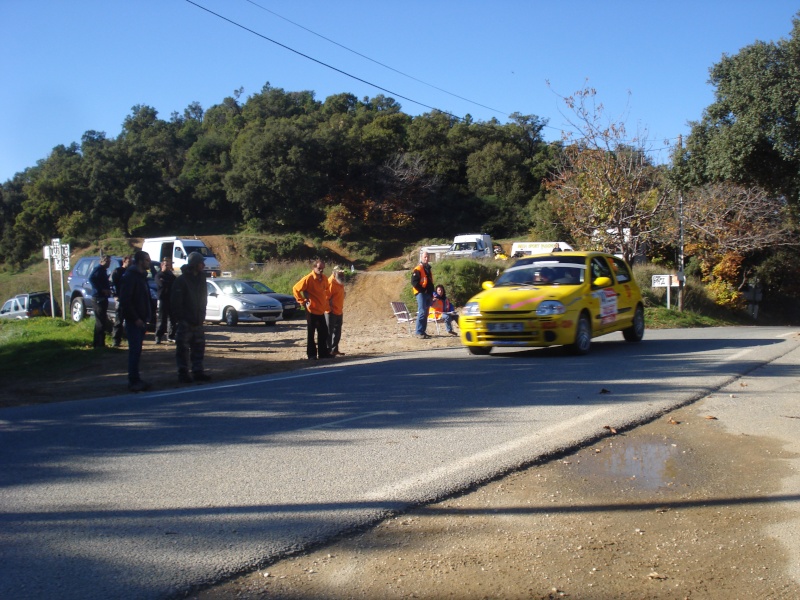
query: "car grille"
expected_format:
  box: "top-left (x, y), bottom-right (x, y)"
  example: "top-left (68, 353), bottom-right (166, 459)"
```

top-left (252, 310), bottom-right (281, 318)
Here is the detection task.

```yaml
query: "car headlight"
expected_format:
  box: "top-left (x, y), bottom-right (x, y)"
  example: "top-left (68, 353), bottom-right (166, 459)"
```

top-left (462, 301), bottom-right (481, 316)
top-left (536, 300), bottom-right (566, 316)
top-left (240, 301), bottom-right (255, 309)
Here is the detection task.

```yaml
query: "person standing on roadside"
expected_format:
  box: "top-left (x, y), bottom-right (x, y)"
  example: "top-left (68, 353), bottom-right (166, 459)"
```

top-left (411, 251), bottom-right (434, 339)
top-left (293, 259), bottom-right (332, 360)
top-left (171, 252), bottom-right (210, 383)
top-left (119, 250), bottom-right (152, 392)
top-left (154, 257), bottom-right (176, 344)
top-left (326, 267), bottom-right (346, 356)
top-left (110, 254), bottom-right (131, 347)
top-left (89, 255), bottom-right (113, 348)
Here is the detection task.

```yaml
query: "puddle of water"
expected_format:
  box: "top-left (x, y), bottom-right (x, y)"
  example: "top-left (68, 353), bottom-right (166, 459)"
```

top-left (572, 435), bottom-right (681, 490)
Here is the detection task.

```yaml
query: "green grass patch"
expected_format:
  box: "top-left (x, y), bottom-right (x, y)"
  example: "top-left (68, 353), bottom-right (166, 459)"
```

top-left (644, 306), bottom-right (744, 329)
top-left (0, 318), bottom-right (97, 381)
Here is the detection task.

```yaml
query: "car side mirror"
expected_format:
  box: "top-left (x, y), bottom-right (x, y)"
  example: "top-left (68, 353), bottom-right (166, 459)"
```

top-left (592, 276), bottom-right (612, 288)
top-left (482, 281), bottom-right (494, 290)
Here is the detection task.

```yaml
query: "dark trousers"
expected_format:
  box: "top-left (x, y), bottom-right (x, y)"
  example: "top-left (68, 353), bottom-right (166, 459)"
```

top-left (306, 312), bottom-right (330, 359)
top-left (112, 302), bottom-right (125, 345)
top-left (125, 321), bottom-right (145, 384)
top-left (156, 299), bottom-right (175, 340)
top-left (176, 321), bottom-right (206, 374)
top-left (325, 312), bottom-right (343, 353)
top-left (93, 298), bottom-right (111, 348)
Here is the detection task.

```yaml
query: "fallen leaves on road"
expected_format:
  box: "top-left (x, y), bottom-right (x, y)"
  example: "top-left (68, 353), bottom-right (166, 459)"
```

top-left (668, 417), bottom-right (681, 425)
top-left (603, 425), bottom-right (618, 434)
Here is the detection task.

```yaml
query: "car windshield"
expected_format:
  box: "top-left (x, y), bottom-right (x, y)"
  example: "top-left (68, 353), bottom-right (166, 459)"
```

top-left (246, 281), bottom-right (275, 294)
top-left (495, 258), bottom-right (586, 286)
top-left (218, 281), bottom-right (259, 295)
top-left (183, 243), bottom-right (216, 258)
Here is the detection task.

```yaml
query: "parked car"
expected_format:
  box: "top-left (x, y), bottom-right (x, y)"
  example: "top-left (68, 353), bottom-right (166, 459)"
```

top-left (205, 279), bottom-right (283, 326)
top-left (241, 280), bottom-right (298, 318)
top-left (0, 292), bottom-right (60, 320)
top-left (65, 256), bottom-right (158, 327)
top-left (459, 251), bottom-right (644, 356)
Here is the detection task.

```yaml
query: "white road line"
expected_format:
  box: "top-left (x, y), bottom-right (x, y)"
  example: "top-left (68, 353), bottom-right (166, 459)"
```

top-left (301, 411), bottom-right (400, 431)
top-left (364, 406), bottom-right (612, 501)
top-left (145, 369), bottom-right (345, 398)
top-left (725, 349), bottom-right (754, 362)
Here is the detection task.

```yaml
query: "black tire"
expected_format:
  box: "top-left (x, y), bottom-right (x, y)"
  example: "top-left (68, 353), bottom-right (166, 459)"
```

top-left (70, 297), bottom-right (86, 323)
top-left (468, 346), bottom-right (492, 356)
top-left (569, 313), bottom-right (592, 355)
top-left (224, 307), bottom-right (239, 326)
top-left (623, 304), bottom-right (645, 342)
top-left (263, 321), bottom-right (277, 326)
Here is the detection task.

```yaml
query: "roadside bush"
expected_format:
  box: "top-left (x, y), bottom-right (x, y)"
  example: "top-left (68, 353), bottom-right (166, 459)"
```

top-left (400, 258), bottom-right (501, 307)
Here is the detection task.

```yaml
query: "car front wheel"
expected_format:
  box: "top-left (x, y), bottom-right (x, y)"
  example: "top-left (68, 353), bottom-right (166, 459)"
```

top-left (468, 346), bottom-right (492, 356)
top-left (224, 307), bottom-right (239, 326)
top-left (569, 313), bottom-right (591, 355)
top-left (70, 297), bottom-right (86, 323)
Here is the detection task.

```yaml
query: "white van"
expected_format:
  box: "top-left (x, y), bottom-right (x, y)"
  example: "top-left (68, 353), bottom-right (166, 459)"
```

top-left (142, 237), bottom-right (222, 277)
top-left (446, 234), bottom-right (493, 259)
top-left (510, 241), bottom-right (574, 257)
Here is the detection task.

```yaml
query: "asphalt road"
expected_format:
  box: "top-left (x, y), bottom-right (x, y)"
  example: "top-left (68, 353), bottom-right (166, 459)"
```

top-left (2, 326), bottom-right (799, 599)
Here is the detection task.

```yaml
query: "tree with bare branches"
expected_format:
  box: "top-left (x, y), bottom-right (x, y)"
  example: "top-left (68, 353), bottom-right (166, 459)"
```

top-left (545, 86), bottom-right (671, 263)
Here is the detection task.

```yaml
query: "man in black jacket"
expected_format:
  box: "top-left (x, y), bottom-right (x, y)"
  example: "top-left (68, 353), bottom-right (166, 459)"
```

top-left (89, 255), bottom-right (113, 348)
top-left (154, 257), bottom-right (176, 344)
top-left (119, 250), bottom-right (152, 392)
top-left (171, 252), bottom-right (210, 383)
top-left (110, 254), bottom-right (131, 347)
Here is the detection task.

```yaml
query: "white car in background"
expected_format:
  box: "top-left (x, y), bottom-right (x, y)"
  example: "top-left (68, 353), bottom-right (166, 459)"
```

top-left (205, 279), bottom-right (283, 326)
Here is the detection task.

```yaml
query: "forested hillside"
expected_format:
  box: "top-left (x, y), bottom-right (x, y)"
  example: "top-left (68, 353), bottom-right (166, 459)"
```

top-left (2, 13), bottom-right (800, 321)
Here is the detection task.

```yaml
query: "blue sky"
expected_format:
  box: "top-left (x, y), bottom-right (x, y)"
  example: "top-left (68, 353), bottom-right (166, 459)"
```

top-left (1, 1), bottom-right (798, 183)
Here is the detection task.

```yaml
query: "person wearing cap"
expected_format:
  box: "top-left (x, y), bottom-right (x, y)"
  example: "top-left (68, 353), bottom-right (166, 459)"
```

top-left (171, 251), bottom-right (211, 383)
top-left (326, 267), bottom-right (346, 356)
top-left (119, 250), bottom-right (152, 392)
top-left (292, 259), bottom-right (333, 360)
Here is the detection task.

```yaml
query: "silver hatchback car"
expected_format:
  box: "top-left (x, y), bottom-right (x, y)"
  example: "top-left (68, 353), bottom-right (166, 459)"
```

top-left (206, 279), bottom-right (283, 326)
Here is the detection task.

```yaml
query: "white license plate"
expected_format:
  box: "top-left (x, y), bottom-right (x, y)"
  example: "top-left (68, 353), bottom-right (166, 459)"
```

top-left (488, 322), bottom-right (524, 332)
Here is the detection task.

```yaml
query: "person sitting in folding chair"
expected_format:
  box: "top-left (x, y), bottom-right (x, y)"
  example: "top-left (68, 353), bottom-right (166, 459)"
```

top-left (431, 284), bottom-right (458, 336)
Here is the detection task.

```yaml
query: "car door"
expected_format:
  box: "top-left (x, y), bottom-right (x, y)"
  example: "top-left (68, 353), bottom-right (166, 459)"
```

top-left (205, 281), bottom-right (221, 321)
top-left (588, 255), bottom-right (620, 334)
top-left (607, 255), bottom-right (637, 329)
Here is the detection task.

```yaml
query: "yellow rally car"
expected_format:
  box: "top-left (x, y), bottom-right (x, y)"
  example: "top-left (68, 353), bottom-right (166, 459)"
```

top-left (459, 251), bottom-right (644, 356)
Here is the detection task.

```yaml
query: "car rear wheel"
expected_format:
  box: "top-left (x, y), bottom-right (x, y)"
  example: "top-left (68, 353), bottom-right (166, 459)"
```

top-left (224, 307), bottom-right (239, 326)
top-left (623, 304), bottom-right (645, 342)
top-left (70, 297), bottom-right (86, 323)
top-left (468, 346), bottom-right (492, 356)
top-left (569, 313), bottom-right (591, 355)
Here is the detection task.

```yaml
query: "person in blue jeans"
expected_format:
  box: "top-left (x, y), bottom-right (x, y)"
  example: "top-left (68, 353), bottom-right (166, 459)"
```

top-left (411, 251), bottom-right (434, 339)
top-left (432, 284), bottom-right (458, 335)
top-left (119, 250), bottom-right (153, 392)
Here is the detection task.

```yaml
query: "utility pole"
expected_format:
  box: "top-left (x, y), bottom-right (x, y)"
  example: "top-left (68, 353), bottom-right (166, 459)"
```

top-left (677, 135), bottom-right (685, 311)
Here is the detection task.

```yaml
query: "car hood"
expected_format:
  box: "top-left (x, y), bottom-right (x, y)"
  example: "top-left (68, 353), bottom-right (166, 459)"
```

top-left (228, 293), bottom-right (282, 309)
top-left (471, 284), bottom-right (584, 312)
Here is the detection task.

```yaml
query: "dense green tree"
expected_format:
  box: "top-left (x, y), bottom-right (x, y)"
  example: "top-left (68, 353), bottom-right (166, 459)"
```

top-left (684, 13), bottom-right (800, 204)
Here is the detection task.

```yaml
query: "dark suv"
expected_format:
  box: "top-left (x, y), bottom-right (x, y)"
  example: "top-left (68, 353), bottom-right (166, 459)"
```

top-left (65, 256), bottom-right (157, 325)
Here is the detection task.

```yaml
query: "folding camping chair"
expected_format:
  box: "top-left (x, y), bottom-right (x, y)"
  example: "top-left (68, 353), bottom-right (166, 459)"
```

top-left (390, 301), bottom-right (415, 335)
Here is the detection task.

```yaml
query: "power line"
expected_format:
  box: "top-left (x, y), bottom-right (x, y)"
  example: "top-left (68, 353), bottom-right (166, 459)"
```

top-left (185, 0), bottom-right (465, 121)
top-left (240, 0), bottom-right (509, 116)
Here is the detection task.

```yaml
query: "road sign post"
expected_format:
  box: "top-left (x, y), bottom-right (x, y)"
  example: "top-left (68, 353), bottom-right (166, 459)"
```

top-left (651, 274), bottom-right (680, 309)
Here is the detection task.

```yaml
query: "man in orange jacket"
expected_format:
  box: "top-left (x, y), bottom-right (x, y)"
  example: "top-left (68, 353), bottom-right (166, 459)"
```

top-left (326, 267), bottom-right (346, 356)
top-left (411, 251), bottom-right (434, 339)
top-left (293, 259), bottom-right (333, 360)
